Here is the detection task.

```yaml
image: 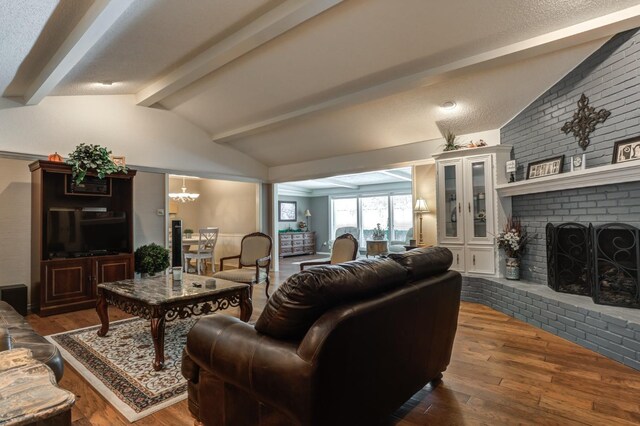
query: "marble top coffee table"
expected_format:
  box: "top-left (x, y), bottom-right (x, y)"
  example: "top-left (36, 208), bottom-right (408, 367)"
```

top-left (96, 273), bottom-right (252, 371)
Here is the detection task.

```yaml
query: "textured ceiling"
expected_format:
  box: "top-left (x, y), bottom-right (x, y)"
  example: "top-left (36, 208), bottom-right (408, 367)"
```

top-left (2, 0), bottom-right (640, 171)
top-left (0, 0), bottom-right (58, 96)
top-left (282, 167), bottom-right (412, 191)
top-left (51, 0), bottom-right (281, 95)
top-left (222, 40), bottom-right (604, 166)
top-left (161, 0), bottom-right (640, 135)
top-left (2, 0), bottom-right (93, 97)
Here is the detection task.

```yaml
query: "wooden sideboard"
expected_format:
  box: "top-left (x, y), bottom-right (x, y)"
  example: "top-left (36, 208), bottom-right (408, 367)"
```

top-left (279, 232), bottom-right (316, 257)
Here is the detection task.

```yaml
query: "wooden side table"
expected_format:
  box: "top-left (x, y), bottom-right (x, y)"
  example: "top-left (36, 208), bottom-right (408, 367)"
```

top-left (366, 240), bottom-right (388, 258)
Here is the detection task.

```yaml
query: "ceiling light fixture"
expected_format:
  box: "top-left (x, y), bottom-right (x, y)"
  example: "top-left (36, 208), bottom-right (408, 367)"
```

top-left (441, 101), bottom-right (457, 110)
top-left (100, 80), bottom-right (114, 86)
top-left (169, 177), bottom-right (200, 203)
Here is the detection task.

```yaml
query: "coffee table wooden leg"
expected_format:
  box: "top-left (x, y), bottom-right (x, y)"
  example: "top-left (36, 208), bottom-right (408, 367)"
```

top-left (239, 287), bottom-right (253, 322)
top-left (151, 316), bottom-right (166, 371)
top-left (96, 292), bottom-right (109, 337)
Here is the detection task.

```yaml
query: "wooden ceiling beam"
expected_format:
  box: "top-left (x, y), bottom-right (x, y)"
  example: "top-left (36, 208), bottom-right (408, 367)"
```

top-left (24, 0), bottom-right (134, 105)
top-left (211, 4), bottom-right (640, 143)
top-left (135, 0), bottom-right (343, 107)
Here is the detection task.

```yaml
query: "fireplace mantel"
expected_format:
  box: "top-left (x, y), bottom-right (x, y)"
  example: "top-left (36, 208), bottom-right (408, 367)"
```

top-left (496, 161), bottom-right (640, 197)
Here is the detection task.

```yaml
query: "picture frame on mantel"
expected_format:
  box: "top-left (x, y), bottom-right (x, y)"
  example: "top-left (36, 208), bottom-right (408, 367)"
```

top-left (526, 155), bottom-right (564, 180)
top-left (612, 136), bottom-right (640, 164)
top-left (278, 201), bottom-right (297, 222)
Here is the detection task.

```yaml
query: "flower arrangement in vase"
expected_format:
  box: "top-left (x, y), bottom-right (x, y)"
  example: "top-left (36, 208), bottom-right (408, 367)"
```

top-left (496, 216), bottom-right (532, 280)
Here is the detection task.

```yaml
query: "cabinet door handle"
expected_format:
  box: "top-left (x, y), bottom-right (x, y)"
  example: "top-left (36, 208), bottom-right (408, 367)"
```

top-left (458, 202), bottom-right (461, 213)
top-left (456, 254), bottom-right (459, 264)
top-left (468, 202), bottom-right (471, 213)
top-left (473, 255), bottom-right (476, 265)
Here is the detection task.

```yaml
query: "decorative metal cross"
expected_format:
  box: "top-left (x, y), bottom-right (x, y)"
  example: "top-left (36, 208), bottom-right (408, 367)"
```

top-left (561, 93), bottom-right (610, 150)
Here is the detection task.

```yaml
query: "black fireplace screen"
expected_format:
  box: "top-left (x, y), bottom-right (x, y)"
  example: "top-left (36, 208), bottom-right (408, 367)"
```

top-left (546, 223), bottom-right (591, 296)
top-left (547, 222), bottom-right (639, 309)
top-left (592, 224), bottom-right (640, 309)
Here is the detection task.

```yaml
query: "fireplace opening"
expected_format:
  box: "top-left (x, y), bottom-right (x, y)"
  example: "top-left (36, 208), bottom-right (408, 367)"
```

top-left (592, 224), bottom-right (640, 309)
top-left (546, 222), bottom-right (639, 309)
top-left (546, 223), bottom-right (591, 296)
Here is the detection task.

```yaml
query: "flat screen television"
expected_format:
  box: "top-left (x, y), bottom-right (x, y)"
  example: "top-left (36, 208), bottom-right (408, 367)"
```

top-left (46, 208), bottom-right (129, 258)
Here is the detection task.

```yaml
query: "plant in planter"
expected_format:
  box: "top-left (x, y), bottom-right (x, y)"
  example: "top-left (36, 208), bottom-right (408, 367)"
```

top-left (135, 243), bottom-right (170, 276)
top-left (184, 229), bottom-right (194, 238)
top-left (443, 130), bottom-right (461, 152)
top-left (372, 223), bottom-right (386, 240)
top-left (496, 216), bottom-right (533, 280)
top-left (67, 143), bottom-right (127, 186)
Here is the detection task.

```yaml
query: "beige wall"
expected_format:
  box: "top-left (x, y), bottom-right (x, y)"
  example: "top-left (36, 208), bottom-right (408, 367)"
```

top-left (414, 164), bottom-right (437, 246)
top-left (169, 177), bottom-right (259, 266)
top-left (134, 171), bottom-right (166, 247)
top-left (0, 158), bottom-right (32, 298)
top-left (0, 95), bottom-right (268, 180)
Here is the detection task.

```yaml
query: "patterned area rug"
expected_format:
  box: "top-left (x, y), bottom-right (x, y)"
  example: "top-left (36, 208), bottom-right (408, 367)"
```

top-left (45, 317), bottom-right (197, 422)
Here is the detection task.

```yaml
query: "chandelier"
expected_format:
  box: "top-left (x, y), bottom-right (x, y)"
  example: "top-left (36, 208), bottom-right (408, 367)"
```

top-left (169, 177), bottom-right (199, 203)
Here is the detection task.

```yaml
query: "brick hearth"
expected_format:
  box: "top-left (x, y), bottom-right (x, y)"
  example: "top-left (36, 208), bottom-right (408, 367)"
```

top-left (461, 277), bottom-right (640, 371)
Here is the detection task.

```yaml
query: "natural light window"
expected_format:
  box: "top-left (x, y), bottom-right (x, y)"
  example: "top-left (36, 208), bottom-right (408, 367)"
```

top-left (331, 193), bottom-right (412, 247)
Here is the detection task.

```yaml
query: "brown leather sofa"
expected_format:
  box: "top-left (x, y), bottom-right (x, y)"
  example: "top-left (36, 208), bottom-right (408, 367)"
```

top-left (182, 247), bottom-right (461, 425)
top-left (0, 301), bottom-right (64, 382)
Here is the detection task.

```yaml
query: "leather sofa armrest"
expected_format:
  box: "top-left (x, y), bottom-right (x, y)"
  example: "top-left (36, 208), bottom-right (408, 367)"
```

top-left (185, 315), bottom-right (314, 418)
top-left (181, 349), bottom-right (199, 383)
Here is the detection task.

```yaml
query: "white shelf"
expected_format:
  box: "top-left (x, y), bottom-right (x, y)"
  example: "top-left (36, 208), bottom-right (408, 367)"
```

top-left (496, 161), bottom-right (640, 197)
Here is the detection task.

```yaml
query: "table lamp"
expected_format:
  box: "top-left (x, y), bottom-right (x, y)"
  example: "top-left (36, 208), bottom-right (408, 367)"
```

top-left (304, 209), bottom-right (312, 231)
top-left (414, 198), bottom-right (429, 245)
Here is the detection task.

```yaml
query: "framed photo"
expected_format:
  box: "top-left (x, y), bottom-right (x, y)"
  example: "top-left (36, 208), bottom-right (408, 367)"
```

top-left (612, 136), bottom-right (640, 164)
top-left (278, 201), bottom-right (297, 222)
top-left (526, 155), bottom-right (564, 180)
top-left (111, 155), bottom-right (126, 167)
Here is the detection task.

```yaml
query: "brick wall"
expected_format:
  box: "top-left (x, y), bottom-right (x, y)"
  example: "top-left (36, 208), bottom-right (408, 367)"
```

top-left (500, 28), bottom-right (640, 283)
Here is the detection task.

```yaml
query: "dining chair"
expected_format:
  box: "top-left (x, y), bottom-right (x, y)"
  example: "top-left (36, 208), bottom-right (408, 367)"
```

top-left (299, 233), bottom-right (359, 271)
top-left (213, 232), bottom-right (272, 298)
top-left (184, 227), bottom-right (219, 275)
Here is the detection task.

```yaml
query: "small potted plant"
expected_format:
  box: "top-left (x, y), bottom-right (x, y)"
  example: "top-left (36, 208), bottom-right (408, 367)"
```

top-left (496, 216), bottom-right (532, 280)
top-left (443, 130), bottom-right (461, 152)
top-left (135, 243), bottom-right (170, 277)
top-left (372, 223), bottom-right (386, 240)
top-left (67, 143), bottom-right (127, 186)
top-left (184, 228), bottom-right (194, 238)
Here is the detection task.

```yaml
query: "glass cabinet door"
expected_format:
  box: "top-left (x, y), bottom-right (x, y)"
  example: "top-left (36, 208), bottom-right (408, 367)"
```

top-left (438, 160), bottom-right (463, 244)
top-left (464, 156), bottom-right (493, 244)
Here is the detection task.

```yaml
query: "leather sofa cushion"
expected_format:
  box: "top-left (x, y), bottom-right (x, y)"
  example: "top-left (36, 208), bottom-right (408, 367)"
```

top-left (255, 258), bottom-right (408, 340)
top-left (388, 246), bottom-right (453, 282)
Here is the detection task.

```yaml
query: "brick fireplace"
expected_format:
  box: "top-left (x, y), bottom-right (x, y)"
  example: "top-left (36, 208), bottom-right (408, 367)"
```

top-left (460, 27), bottom-right (640, 371)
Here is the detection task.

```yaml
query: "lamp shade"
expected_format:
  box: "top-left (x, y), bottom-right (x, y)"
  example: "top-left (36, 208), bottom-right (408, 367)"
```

top-left (414, 198), bottom-right (429, 213)
top-left (304, 209), bottom-right (312, 217)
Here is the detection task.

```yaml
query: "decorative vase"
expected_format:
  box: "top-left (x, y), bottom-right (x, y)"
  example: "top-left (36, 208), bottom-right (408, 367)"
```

top-left (505, 257), bottom-right (520, 280)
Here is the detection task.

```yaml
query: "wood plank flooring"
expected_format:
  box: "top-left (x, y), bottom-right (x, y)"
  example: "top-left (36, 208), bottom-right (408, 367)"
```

top-left (26, 256), bottom-right (640, 425)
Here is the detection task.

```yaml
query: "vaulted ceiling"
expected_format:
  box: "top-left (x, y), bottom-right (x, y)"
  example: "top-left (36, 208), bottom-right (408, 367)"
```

top-left (3, 0), bottom-right (640, 172)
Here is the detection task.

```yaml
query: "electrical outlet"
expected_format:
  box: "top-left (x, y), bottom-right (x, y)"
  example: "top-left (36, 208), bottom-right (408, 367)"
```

top-left (156, 209), bottom-right (165, 216)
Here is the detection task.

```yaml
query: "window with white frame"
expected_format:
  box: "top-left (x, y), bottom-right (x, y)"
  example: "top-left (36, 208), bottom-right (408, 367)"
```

top-left (330, 193), bottom-right (412, 248)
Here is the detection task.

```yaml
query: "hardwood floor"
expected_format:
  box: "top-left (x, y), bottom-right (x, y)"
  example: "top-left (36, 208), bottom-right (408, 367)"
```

top-left (27, 257), bottom-right (640, 425)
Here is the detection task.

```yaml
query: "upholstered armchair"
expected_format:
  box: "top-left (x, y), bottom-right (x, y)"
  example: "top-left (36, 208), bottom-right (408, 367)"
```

top-left (299, 233), bottom-right (359, 271)
top-left (213, 232), bottom-right (272, 297)
top-left (389, 227), bottom-right (414, 253)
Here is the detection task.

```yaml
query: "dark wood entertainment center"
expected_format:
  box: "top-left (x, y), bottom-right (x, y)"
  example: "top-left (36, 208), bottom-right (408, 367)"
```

top-left (29, 160), bottom-right (136, 316)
